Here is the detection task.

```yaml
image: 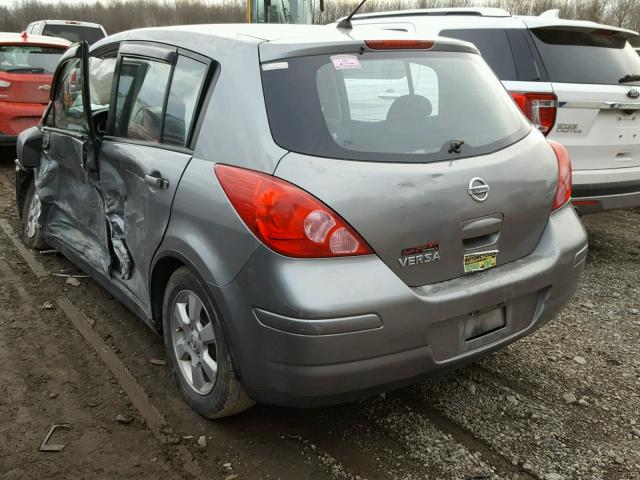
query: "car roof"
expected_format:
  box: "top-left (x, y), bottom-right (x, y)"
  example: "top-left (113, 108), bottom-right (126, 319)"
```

top-left (0, 32), bottom-right (71, 47)
top-left (35, 19), bottom-right (104, 29)
top-left (347, 8), bottom-right (638, 37)
top-left (95, 23), bottom-right (478, 56)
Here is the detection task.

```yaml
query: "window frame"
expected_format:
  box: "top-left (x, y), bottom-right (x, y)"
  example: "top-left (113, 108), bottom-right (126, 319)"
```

top-left (103, 41), bottom-right (214, 152)
top-left (45, 57), bottom-right (91, 134)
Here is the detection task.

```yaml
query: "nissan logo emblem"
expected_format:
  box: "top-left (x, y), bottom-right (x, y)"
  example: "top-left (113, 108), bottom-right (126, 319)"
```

top-left (468, 177), bottom-right (490, 203)
top-left (627, 89), bottom-right (639, 99)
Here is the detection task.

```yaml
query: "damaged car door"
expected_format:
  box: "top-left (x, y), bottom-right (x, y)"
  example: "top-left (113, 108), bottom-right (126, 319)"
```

top-left (96, 43), bottom-right (211, 317)
top-left (37, 42), bottom-right (111, 274)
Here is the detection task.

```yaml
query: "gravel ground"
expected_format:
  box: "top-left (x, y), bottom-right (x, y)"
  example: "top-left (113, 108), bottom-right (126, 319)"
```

top-left (0, 157), bottom-right (639, 480)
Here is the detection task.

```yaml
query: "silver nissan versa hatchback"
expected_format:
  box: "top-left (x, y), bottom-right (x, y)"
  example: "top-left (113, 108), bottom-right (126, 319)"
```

top-left (15, 24), bottom-right (587, 418)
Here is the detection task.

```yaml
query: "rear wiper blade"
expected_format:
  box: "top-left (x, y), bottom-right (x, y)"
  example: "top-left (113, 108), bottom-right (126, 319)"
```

top-left (4, 67), bottom-right (45, 73)
top-left (618, 74), bottom-right (640, 83)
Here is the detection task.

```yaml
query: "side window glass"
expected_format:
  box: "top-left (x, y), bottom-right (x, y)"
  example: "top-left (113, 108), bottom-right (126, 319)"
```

top-left (507, 30), bottom-right (544, 81)
top-left (51, 59), bottom-right (88, 132)
top-left (163, 56), bottom-right (208, 147)
top-left (114, 57), bottom-right (171, 143)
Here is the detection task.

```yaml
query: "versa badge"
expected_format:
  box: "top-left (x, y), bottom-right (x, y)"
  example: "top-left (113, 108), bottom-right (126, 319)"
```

top-left (398, 241), bottom-right (441, 267)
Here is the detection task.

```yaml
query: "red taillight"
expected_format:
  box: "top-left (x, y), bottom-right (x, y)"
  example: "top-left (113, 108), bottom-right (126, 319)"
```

top-left (215, 164), bottom-right (373, 258)
top-left (510, 92), bottom-right (557, 136)
top-left (366, 40), bottom-right (435, 50)
top-left (548, 140), bottom-right (572, 211)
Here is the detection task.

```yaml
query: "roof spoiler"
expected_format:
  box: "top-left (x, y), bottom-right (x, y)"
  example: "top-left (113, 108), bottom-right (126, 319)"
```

top-left (531, 23), bottom-right (638, 41)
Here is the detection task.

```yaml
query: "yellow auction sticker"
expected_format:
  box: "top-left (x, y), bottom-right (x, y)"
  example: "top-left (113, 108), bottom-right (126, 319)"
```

top-left (464, 250), bottom-right (498, 273)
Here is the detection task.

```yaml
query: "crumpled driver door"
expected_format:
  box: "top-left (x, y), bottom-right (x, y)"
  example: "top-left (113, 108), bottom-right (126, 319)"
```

top-left (36, 41), bottom-right (111, 274)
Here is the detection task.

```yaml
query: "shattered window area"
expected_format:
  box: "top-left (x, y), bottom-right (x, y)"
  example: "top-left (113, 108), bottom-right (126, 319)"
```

top-left (114, 57), bottom-right (171, 143)
top-left (89, 57), bottom-right (116, 109)
top-left (163, 56), bottom-right (208, 147)
top-left (51, 59), bottom-right (88, 132)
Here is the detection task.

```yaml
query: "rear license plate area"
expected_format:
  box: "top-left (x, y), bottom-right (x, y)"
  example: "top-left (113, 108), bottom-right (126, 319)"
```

top-left (463, 305), bottom-right (506, 342)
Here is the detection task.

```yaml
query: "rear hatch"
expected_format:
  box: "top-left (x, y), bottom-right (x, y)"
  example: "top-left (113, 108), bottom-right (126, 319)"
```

top-left (260, 39), bottom-right (557, 287)
top-left (530, 26), bottom-right (640, 170)
top-left (0, 44), bottom-right (65, 104)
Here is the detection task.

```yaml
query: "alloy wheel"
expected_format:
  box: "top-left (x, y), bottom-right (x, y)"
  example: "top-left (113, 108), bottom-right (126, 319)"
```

top-left (171, 290), bottom-right (218, 395)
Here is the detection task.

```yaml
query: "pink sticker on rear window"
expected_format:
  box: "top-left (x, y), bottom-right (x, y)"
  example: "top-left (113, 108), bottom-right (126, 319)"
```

top-left (331, 54), bottom-right (361, 70)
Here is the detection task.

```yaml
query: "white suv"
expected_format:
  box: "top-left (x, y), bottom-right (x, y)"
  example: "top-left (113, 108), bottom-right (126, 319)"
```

top-left (347, 7), bottom-right (640, 214)
top-left (25, 20), bottom-right (107, 45)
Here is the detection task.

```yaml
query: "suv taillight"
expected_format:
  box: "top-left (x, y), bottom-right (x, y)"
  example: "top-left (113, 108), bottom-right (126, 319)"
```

top-left (510, 92), bottom-right (557, 136)
top-left (548, 140), bottom-right (572, 211)
top-left (215, 164), bottom-right (373, 258)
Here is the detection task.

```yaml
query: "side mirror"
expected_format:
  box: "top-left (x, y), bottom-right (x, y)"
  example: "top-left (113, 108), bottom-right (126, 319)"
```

top-left (17, 126), bottom-right (43, 168)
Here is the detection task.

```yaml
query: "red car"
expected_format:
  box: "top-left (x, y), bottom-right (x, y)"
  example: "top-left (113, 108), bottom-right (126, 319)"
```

top-left (0, 32), bottom-right (70, 146)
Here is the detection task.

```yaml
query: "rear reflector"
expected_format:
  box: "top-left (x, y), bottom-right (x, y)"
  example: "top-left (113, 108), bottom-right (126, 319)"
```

top-left (366, 40), bottom-right (435, 50)
top-left (572, 200), bottom-right (598, 206)
top-left (510, 92), bottom-right (557, 136)
top-left (548, 141), bottom-right (572, 211)
top-left (215, 164), bottom-right (373, 258)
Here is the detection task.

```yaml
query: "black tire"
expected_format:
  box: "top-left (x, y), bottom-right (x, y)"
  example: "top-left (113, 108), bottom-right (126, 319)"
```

top-left (162, 266), bottom-right (254, 419)
top-left (21, 180), bottom-right (48, 250)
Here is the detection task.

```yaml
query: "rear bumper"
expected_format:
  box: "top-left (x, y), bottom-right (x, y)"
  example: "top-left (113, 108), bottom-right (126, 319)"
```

top-left (209, 205), bottom-right (587, 407)
top-left (572, 166), bottom-right (640, 214)
top-left (0, 101), bottom-right (46, 137)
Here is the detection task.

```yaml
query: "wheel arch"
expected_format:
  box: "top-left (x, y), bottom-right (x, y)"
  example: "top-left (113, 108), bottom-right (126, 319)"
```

top-left (149, 248), bottom-right (231, 332)
top-left (149, 251), bottom-right (194, 331)
top-left (149, 248), bottom-right (249, 386)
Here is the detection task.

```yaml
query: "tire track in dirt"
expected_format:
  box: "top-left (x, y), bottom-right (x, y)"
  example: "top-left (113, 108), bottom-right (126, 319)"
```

top-left (0, 251), bottom-right (184, 479)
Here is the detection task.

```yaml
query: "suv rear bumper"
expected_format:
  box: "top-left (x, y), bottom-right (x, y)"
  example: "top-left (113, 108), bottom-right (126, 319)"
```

top-left (209, 205), bottom-right (587, 407)
top-left (572, 166), bottom-right (640, 214)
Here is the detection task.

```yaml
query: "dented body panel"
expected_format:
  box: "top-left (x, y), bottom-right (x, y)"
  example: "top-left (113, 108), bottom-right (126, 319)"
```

top-left (98, 141), bottom-right (194, 316)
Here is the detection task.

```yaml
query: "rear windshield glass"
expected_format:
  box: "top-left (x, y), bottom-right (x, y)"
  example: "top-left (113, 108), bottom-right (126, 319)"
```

top-left (261, 51), bottom-right (530, 163)
top-left (0, 45), bottom-right (64, 74)
top-left (531, 28), bottom-right (640, 85)
top-left (42, 24), bottom-right (104, 44)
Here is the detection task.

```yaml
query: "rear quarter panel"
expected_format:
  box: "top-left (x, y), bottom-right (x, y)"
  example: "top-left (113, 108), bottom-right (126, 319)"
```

top-left (157, 156), bottom-right (260, 287)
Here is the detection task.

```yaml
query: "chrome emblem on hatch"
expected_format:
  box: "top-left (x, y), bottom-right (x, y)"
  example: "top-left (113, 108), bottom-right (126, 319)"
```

top-left (468, 177), bottom-right (490, 203)
top-left (627, 89), bottom-right (639, 99)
